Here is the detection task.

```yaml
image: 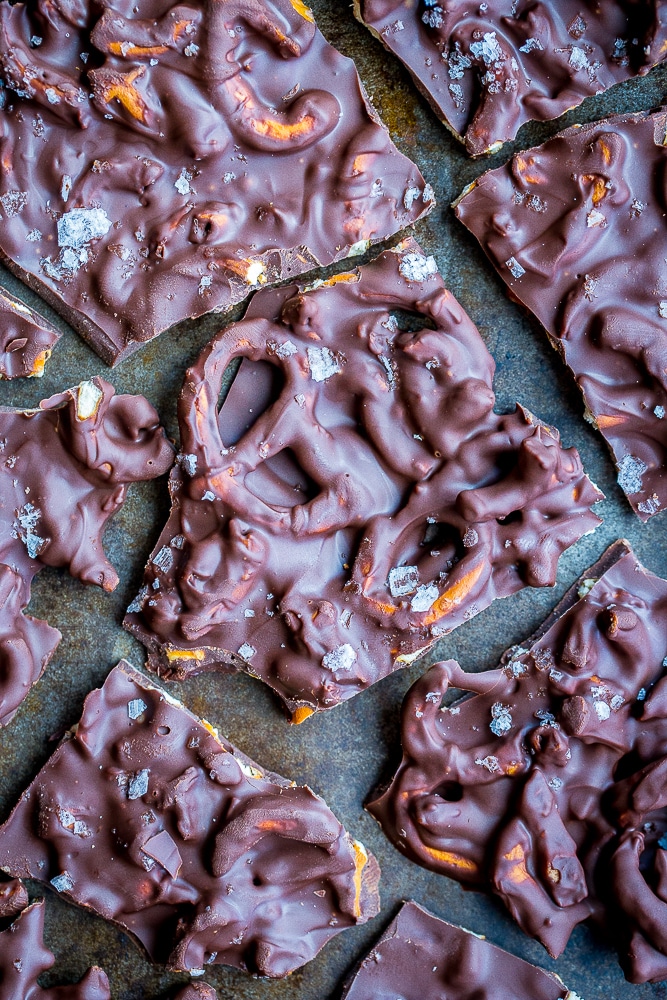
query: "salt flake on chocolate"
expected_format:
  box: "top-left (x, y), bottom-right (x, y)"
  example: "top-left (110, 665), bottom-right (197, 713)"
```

top-left (388, 565), bottom-right (420, 597)
top-left (307, 346), bottom-right (340, 382)
top-left (322, 644), bottom-right (356, 672)
top-left (57, 207), bottom-right (112, 249)
top-left (617, 454), bottom-right (647, 494)
top-left (398, 252), bottom-right (438, 282)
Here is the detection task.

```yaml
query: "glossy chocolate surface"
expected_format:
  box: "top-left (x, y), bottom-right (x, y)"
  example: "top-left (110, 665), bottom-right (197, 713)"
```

top-left (0, 290), bottom-right (60, 379)
top-left (0, 661), bottom-right (380, 978)
top-left (368, 541), bottom-right (667, 983)
top-left (354, 0), bottom-right (667, 155)
top-left (0, 0), bottom-right (432, 364)
top-left (0, 889), bottom-right (111, 999)
top-left (456, 108), bottom-right (667, 520)
top-left (341, 900), bottom-right (571, 1000)
top-left (124, 238), bottom-right (601, 720)
top-left (0, 377), bottom-right (173, 727)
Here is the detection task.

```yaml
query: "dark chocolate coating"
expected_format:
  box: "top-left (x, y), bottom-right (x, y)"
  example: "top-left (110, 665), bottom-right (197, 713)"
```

top-left (354, 0), bottom-right (667, 156)
top-left (0, 661), bottom-right (380, 978)
top-left (341, 899), bottom-right (571, 1000)
top-left (456, 108), bottom-right (667, 520)
top-left (124, 238), bottom-right (602, 720)
top-left (0, 377), bottom-right (173, 727)
top-left (0, 893), bottom-right (111, 999)
top-left (0, 289), bottom-right (60, 379)
top-left (367, 541), bottom-right (667, 983)
top-left (0, 0), bottom-right (432, 365)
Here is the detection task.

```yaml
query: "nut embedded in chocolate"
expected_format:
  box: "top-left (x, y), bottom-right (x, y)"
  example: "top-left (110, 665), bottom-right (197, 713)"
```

top-left (0, 377), bottom-right (173, 727)
top-left (0, 660), bottom-right (380, 978)
top-left (124, 237), bottom-right (602, 720)
top-left (0, 289), bottom-right (61, 378)
top-left (456, 108), bottom-right (667, 519)
top-left (0, 887), bottom-right (110, 999)
top-left (367, 541), bottom-right (667, 983)
top-left (354, 0), bottom-right (667, 155)
top-left (0, 0), bottom-right (433, 364)
top-left (341, 899), bottom-right (575, 1000)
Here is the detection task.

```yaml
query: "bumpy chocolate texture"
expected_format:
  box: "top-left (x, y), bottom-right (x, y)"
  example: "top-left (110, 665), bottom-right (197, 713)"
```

top-left (354, 1), bottom-right (667, 156)
top-left (367, 541), bottom-right (667, 983)
top-left (124, 239), bottom-right (602, 721)
top-left (0, 0), bottom-right (433, 365)
top-left (0, 377), bottom-right (173, 727)
top-left (0, 887), bottom-right (111, 999)
top-left (456, 109), bottom-right (667, 520)
top-left (0, 661), bottom-right (381, 977)
top-left (341, 899), bottom-right (576, 1000)
top-left (0, 289), bottom-right (60, 378)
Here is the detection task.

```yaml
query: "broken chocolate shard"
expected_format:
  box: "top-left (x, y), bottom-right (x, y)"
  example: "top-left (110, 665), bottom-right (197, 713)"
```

top-left (367, 541), bottom-right (667, 983)
top-left (341, 900), bottom-right (574, 1000)
top-left (0, 661), bottom-right (380, 978)
top-left (0, 377), bottom-right (173, 727)
top-left (0, 0), bottom-right (432, 365)
top-left (456, 108), bottom-right (667, 520)
top-left (124, 237), bottom-right (602, 720)
top-left (0, 289), bottom-right (61, 378)
top-left (0, 889), bottom-right (111, 999)
top-left (354, 0), bottom-right (667, 155)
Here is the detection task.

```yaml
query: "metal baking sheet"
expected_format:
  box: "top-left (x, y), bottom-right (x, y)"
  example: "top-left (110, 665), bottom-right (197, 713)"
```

top-left (0, 3), bottom-right (666, 998)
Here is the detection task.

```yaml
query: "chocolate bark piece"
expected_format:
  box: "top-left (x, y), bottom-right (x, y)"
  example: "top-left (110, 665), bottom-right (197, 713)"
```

top-left (354, 1), bottom-right (667, 156)
top-left (0, 0), bottom-right (432, 366)
top-left (0, 377), bottom-right (173, 727)
top-left (341, 899), bottom-right (575, 1000)
top-left (0, 660), bottom-right (381, 978)
top-left (0, 893), bottom-right (111, 999)
top-left (456, 108), bottom-right (667, 520)
top-left (124, 238), bottom-right (602, 721)
top-left (367, 541), bottom-right (667, 983)
top-left (0, 290), bottom-right (60, 378)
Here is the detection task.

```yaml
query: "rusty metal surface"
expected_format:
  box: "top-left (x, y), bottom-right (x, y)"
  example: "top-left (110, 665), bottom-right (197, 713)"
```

top-left (0, 3), bottom-right (667, 998)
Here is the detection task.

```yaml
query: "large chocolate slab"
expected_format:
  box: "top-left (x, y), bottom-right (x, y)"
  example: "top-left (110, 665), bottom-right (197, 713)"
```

top-left (0, 289), bottom-right (60, 379)
top-left (0, 661), bottom-right (380, 978)
top-left (0, 889), bottom-right (111, 999)
top-left (0, 377), bottom-right (173, 727)
top-left (341, 900), bottom-right (573, 1000)
top-left (456, 108), bottom-right (667, 520)
top-left (368, 542), bottom-right (667, 983)
top-left (354, 0), bottom-right (667, 155)
top-left (0, 0), bottom-right (432, 364)
top-left (124, 238), bottom-right (601, 720)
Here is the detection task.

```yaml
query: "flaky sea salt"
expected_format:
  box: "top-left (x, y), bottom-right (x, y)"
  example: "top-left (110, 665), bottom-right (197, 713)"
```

top-left (388, 565), bottom-right (420, 597)
top-left (410, 583), bottom-right (439, 613)
top-left (322, 644), bottom-right (356, 672)
top-left (398, 252), bottom-right (438, 282)
top-left (307, 346), bottom-right (341, 382)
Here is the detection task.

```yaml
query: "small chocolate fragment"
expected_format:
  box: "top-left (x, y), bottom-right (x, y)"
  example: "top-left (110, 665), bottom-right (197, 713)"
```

top-left (0, 875), bottom-right (28, 921)
top-left (367, 541), bottom-right (667, 983)
top-left (173, 985), bottom-right (216, 1000)
top-left (0, 378), bottom-right (173, 726)
top-left (0, 289), bottom-right (60, 378)
top-left (0, 661), bottom-right (380, 977)
top-left (0, 891), bottom-right (110, 999)
top-left (0, 0), bottom-right (432, 364)
top-left (125, 238), bottom-right (601, 720)
top-left (354, 0), bottom-right (667, 155)
top-left (456, 108), bottom-right (667, 519)
top-left (341, 900), bottom-right (575, 1000)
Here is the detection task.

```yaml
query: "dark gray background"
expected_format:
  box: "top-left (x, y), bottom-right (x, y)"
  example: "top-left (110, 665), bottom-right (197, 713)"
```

top-left (0, 2), bottom-right (666, 997)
